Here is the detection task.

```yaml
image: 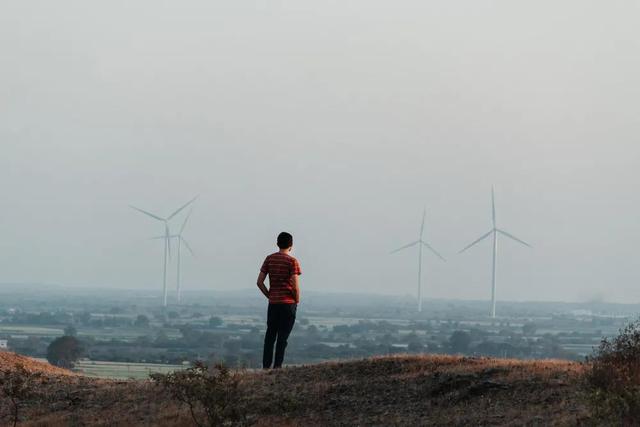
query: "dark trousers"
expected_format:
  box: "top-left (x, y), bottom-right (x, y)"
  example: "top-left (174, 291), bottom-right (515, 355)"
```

top-left (263, 303), bottom-right (297, 369)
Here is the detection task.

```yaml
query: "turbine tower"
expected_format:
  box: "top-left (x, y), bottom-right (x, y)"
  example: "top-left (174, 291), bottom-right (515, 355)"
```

top-left (391, 209), bottom-right (446, 312)
top-left (130, 196), bottom-right (198, 307)
top-left (459, 187), bottom-right (531, 318)
top-left (173, 208), bottom-right (195, 305)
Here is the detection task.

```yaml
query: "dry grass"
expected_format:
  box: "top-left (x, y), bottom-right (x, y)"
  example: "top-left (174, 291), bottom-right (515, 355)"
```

top-left (0, 352), bottom-right (74, 376)
top-left (1, 353), bottom-right (590, 426)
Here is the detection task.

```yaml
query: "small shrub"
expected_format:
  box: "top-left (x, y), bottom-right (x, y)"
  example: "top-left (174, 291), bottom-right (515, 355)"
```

top-left (0, 364), bottom-right (42, 427)
top-left (584, 319), bottom-right (640, 421)
top-left (151, 361), bottom-right (247, 427)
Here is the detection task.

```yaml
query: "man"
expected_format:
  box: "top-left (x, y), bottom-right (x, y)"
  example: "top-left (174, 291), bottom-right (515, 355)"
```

top-left (257, 232), bottom-right (301, 369)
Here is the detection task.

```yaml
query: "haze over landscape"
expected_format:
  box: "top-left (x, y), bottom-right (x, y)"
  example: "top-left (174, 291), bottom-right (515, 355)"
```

top-left (1, 0), bottom-right (639, 303)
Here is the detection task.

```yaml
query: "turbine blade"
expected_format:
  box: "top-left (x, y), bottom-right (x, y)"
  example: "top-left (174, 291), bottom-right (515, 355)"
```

top-left (420, 209), bottom-right (426, 239)
top-left (459, 230), bottom-right (493, 253)
top-left (130, 205), bottom-right (165, 222)
top-left (497, 229), bottom-right (531, 247)
top-left (152, 235), bottom-right (180, 241)
top-left (168, 196), bottom-right (199, 220)
top-left (181, 237), bottom-right (195, 257)
top-left (390, 240), bottom-right (420, 254)
top-left (422, 241), bottom-right (446, 262)
top-left (179, 208), bottom-right (193, 234)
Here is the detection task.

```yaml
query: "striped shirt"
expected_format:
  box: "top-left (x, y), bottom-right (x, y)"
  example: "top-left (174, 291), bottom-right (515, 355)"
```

top-left (260, 252), bottom-right (302, 304)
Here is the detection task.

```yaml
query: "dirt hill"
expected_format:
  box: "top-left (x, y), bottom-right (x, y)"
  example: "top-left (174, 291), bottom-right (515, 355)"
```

top-left (0, 352), bottom-right (589, 426)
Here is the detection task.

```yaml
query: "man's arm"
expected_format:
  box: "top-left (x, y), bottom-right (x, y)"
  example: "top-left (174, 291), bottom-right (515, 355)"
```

top-left (291, 274), bottom-right (300, 304)
top-left (256, 271), bottom-right (269, 299)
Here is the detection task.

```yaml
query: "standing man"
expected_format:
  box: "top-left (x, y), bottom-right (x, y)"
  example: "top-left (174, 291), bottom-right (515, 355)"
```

top-left (257, 232), bottom-right (302, 369)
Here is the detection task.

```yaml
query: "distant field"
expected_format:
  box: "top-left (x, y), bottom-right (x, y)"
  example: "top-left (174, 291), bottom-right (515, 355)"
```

top-left (74, 360), bottom-right (188, 380)
top-left (0, 324), bottom-right (182, 341)
top-left (0, 325), bottom-right (64, 336)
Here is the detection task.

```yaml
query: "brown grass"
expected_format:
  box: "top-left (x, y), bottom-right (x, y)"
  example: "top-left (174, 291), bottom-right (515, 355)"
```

top-left (1, 353), bottom-right (590, 426)
top-left (0, 351), bottom-right (74, 376)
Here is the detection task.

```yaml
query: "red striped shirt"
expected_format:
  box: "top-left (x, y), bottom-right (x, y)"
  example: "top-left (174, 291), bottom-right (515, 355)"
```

top-left (260, 252), bottom-right (302, 304)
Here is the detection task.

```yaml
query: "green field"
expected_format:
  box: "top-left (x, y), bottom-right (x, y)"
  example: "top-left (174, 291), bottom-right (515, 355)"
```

top-left (0, 324), bottom-right (183, 341)
top-left (0, 325), bottom-right (65, 336)
top-left (74, 360), bottom-right (188, 380)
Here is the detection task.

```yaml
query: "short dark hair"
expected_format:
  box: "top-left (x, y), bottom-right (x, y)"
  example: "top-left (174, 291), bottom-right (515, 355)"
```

top-left (277, 232), bottom-right (293, 249)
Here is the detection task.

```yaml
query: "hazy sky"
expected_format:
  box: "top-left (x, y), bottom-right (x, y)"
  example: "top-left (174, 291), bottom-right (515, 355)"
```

top-left (1, 1), bottom-right (639, 303)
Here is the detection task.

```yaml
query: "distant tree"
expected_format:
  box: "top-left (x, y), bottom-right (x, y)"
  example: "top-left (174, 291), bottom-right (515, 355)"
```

top-left (77, 311), bottom-right (92, 325)
top-left (134, 315), bottom-right (150, 328)
top-left (179, 325), bottom-right (195, 338)
top-left (224, 340), bottom-right (241, 353)
top-left (379, 333), bottom-right (394, 344)
top-left (46, 336), bottom-right (83, 368)
top-left (154, 331), bottom-right (170, 346)
top-left (405, 332), bottom-right (419, 343)
top-left (63, 325), bottom-right (77, 337)
top-left (408, 340), bottom-right (423, 353)
top-left (135, 335), bottom-right (152, 346)
top-left (475, 340), bottom-right (500, 357)
top-left (209, 316), bottom-right (223, 328)
top-left (449, 330), bottom-right (471, 354)
top-left (522, 322), bottom-right (537, 336)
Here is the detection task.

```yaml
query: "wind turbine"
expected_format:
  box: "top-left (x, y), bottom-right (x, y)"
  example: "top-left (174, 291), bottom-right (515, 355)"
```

top-left (391, 209), bottom-right (446, 312)
top-left (130, 196), bottom-right (198, 307)
top-left (459, 187), bottom-right (531, 318)
top-left (150, 211), bottom-right (195, 305)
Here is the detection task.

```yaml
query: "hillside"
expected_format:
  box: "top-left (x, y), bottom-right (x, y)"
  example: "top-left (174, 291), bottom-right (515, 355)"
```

top-left (0, 353), bottom-right (589, 426)
top-left (0, 352), bottom-right (74, 376)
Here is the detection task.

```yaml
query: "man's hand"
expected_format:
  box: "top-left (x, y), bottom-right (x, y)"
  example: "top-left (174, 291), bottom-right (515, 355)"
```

top-left (256, 271), bottom-right (270, 299)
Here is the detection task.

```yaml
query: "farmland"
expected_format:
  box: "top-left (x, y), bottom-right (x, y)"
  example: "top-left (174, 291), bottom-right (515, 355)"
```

top-left (74, 360), bottom-right (187, 379)
top-left (0, 284), bottom-right (636, 378)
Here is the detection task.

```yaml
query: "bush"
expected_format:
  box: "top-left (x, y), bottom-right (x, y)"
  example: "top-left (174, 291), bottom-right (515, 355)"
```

top-left (449, 330), bottom-right (471, 354)
top-left (151, 361), bottom-right (247, 427)
top-left (0, 364), bottom-right (42, 427)
top-left (584, 319), bottom-right (640, 421)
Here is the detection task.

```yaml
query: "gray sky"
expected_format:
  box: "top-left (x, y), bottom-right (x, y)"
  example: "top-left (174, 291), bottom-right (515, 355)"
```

top-left (1, 1), bottom-right (639, 303)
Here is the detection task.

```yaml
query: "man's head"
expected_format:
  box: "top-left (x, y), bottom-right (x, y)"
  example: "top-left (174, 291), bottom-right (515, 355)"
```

top-left (277, 232), bottom-right (293, 251)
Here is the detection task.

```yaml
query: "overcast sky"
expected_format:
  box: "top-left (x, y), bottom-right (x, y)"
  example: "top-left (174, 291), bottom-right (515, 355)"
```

top-left (1, 1), bottom-right (639, 303)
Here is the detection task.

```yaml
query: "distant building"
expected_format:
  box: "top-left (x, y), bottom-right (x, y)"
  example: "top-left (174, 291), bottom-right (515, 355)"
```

top-left (0, 339), bottom-right (8, 350)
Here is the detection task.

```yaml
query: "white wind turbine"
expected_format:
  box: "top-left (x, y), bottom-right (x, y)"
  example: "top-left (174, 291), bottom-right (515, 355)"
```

top-left (459, 187), bottom-right (531, 318)
top-left (130, 196), bottom-right (198, 307)
top-left (391, 209), bottom-right (446, 312)
top-left (150, 210), bottom-right (195, 305)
